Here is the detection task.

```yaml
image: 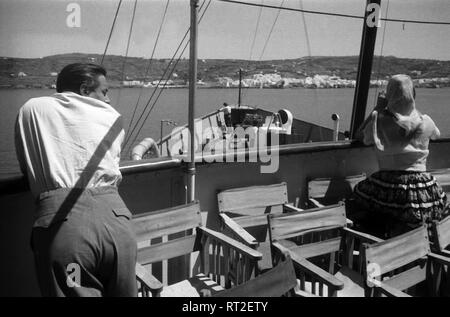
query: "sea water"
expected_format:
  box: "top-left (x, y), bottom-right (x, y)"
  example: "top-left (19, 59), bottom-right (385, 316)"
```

top-left (1, 87), bottom-right (449, 178)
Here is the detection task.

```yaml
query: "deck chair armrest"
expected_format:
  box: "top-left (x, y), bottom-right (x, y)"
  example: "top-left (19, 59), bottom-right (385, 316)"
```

top-left (346, 218), bottom-right (354, 227)
top-left (343, 227), bottom-right (383, 243)
top-left (372, 281), bottom-right (411, 297)
top-left (308, 197), bottom-right (325, 208)
top-left (428, 252), bottom-right (450, 267)
top-left (198, 226), bottom-right (263, 260)
top-left (219, 214), bottom-right (258, 247)
top-left (135, 263), bottom-right (163, 295)
top-left (283, 204), bottom-right (304, 213)
top-left (294, 289), bottom-right (320, 297)
top-left (272, 242), bottom-right (344, 290)
top-left (438, 250), bottom-right (450, 257)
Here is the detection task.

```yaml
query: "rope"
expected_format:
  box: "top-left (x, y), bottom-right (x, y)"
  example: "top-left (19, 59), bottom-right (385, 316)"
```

top-left (240, 0), bottom-right (264, 102)
top-left (124, 0), bottom-right (208, 149)
top-left (241, 0), bottom-right (284, 102)
top-left (372, 0), bottom-right (390, 107)
top-left (116, 0), bottom-right (138, 107)
top-left (125, 54), bottom-right (186, 153)
top-left (298, 0), bottom-right (312, 62)
top-left (298, 0), bottom-right (318, 110)
top-left (217, 0), bottom-right (450, 26)
top-left (125, 0), bottom-right (171, 141)
top-left (258, 0), bottom-right (285, 60)
top-left (124, 0), bottom-right (213, 152)
top-left (125, 0), bottom-right (213, 153)
top-left (249, 0), bottom-right (264, 61)
top-left (101, 0), bottom-right (123, 65)
top-left (382, 17), bottom-right (450, 25)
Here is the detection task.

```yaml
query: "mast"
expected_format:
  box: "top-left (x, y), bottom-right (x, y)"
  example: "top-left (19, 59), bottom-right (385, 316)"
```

top-left (349, 0), bottom-right (381, 138)
top-left (187, 0), bottom-right (199, 203)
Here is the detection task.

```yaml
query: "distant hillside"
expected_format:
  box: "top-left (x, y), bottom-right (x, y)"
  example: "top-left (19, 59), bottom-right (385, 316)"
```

top-left (1, 53), bottom-right (449, 88)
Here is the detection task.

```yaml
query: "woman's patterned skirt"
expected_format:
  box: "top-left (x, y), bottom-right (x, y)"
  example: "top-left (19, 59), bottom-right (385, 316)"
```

top-left (353, 170), bottom-right (449, 238)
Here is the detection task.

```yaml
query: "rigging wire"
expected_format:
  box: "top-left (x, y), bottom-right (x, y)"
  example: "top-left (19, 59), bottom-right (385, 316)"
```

top-left (116, 0), bottom-right (138, 108)
top-left (124, 0), bottom-right (213, 152)
top-left (298, 0), bottom-right (318, 109)
top-left (240, 0), bottom-right (264, 102)
top-left (125, 0), bottom-right (171, 141)
top-left (298, 0), bottom-right (312, 65)
top-left (372, 0), bottom-right (390, 107)
top-left (124, 0), bottom-right (211, 149)
top-left (258, 0), bottom-right (285, 60)
top-left (125, 46), bottom-right (188, 152)
top-left (249, 0), bottom-right (264, 61)
top-left (124, 0), bottom-right (207, 148)
top-left (217, 0), bottom-right (450, 26)
top-left (240, 0), bottom-right (284, 102)
top-left (101, 0), bottom-right (123, 65)
top-left (125, 0), bottom-right (213, 153)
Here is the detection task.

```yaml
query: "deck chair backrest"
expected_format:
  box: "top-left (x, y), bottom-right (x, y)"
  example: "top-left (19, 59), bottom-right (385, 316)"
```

top-left (364, 226), bottom-right (430, 290)
top-left (218, 182), bottom-right (288, 215)
top-left (268, 203), bottom-right (347, 242)
top-left (218, 182), bottom-right (288, 229)
top-left (433, 216), bottom-right (450, 251)
top-left (214, 255), bottom-right (297, 297)
top-left (268, 204), bottom-right (347, 261)
top-left (132, 202), bottom-right (202, 266)
top-left (308, 174), bottom-right (366, 206)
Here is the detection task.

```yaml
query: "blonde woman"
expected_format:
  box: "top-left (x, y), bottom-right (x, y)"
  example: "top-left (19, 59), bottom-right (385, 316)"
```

top-left (353, 74), bottom-right (448, 238)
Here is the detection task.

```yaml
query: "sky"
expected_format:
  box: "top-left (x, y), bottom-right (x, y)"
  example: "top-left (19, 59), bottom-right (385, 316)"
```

top-left (0, 0), bottom-right (449, 60)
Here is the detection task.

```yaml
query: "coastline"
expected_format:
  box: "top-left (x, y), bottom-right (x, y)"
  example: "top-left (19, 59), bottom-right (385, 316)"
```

top-left (2, 54), bottom-right (449, 90)
top-left (1, 83), bottom-right (447, 89)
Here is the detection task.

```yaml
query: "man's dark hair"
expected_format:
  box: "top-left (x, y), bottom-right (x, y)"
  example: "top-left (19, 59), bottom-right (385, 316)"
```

top-left (56, 63), bottom-right (106, 93)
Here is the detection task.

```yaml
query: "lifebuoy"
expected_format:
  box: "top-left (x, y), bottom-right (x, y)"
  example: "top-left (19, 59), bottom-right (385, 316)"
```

top-left (131, 138), bottom-right (160, 160)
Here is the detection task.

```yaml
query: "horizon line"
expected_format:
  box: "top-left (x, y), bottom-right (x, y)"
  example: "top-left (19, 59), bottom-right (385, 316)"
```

top-left (2, 52), bottom-right (450, 62)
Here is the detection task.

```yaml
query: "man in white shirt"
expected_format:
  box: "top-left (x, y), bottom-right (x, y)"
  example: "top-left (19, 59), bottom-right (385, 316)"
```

top-left (15, 63), bottom-right (137, 296)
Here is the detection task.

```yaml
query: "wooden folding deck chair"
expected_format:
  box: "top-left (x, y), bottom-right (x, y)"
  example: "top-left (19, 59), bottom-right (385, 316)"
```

top-left (428, 169), bottom-right (450, 254)
top-left (133, 201), bottom-right (262, 297)
top-left (217, 182), bottom-right (299, 272)
top-left (267, 203), bottom-right (383, 297)
top-left (213, 254), bottom-right (313, 297)
top-left (431, 216), bottom-right (450, 295)
top-left (432, 216), bottom-right (450, 256)
top-left (306, 173), bottom-right (366, 209)
top-left (306, 174), bottom-right (367, 229)
top-left (362, 225), bottom-right (450, 297)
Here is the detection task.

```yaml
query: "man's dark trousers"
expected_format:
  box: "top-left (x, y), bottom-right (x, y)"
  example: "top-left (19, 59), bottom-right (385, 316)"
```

top-left (31, 186), bottom-right (137, 297)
